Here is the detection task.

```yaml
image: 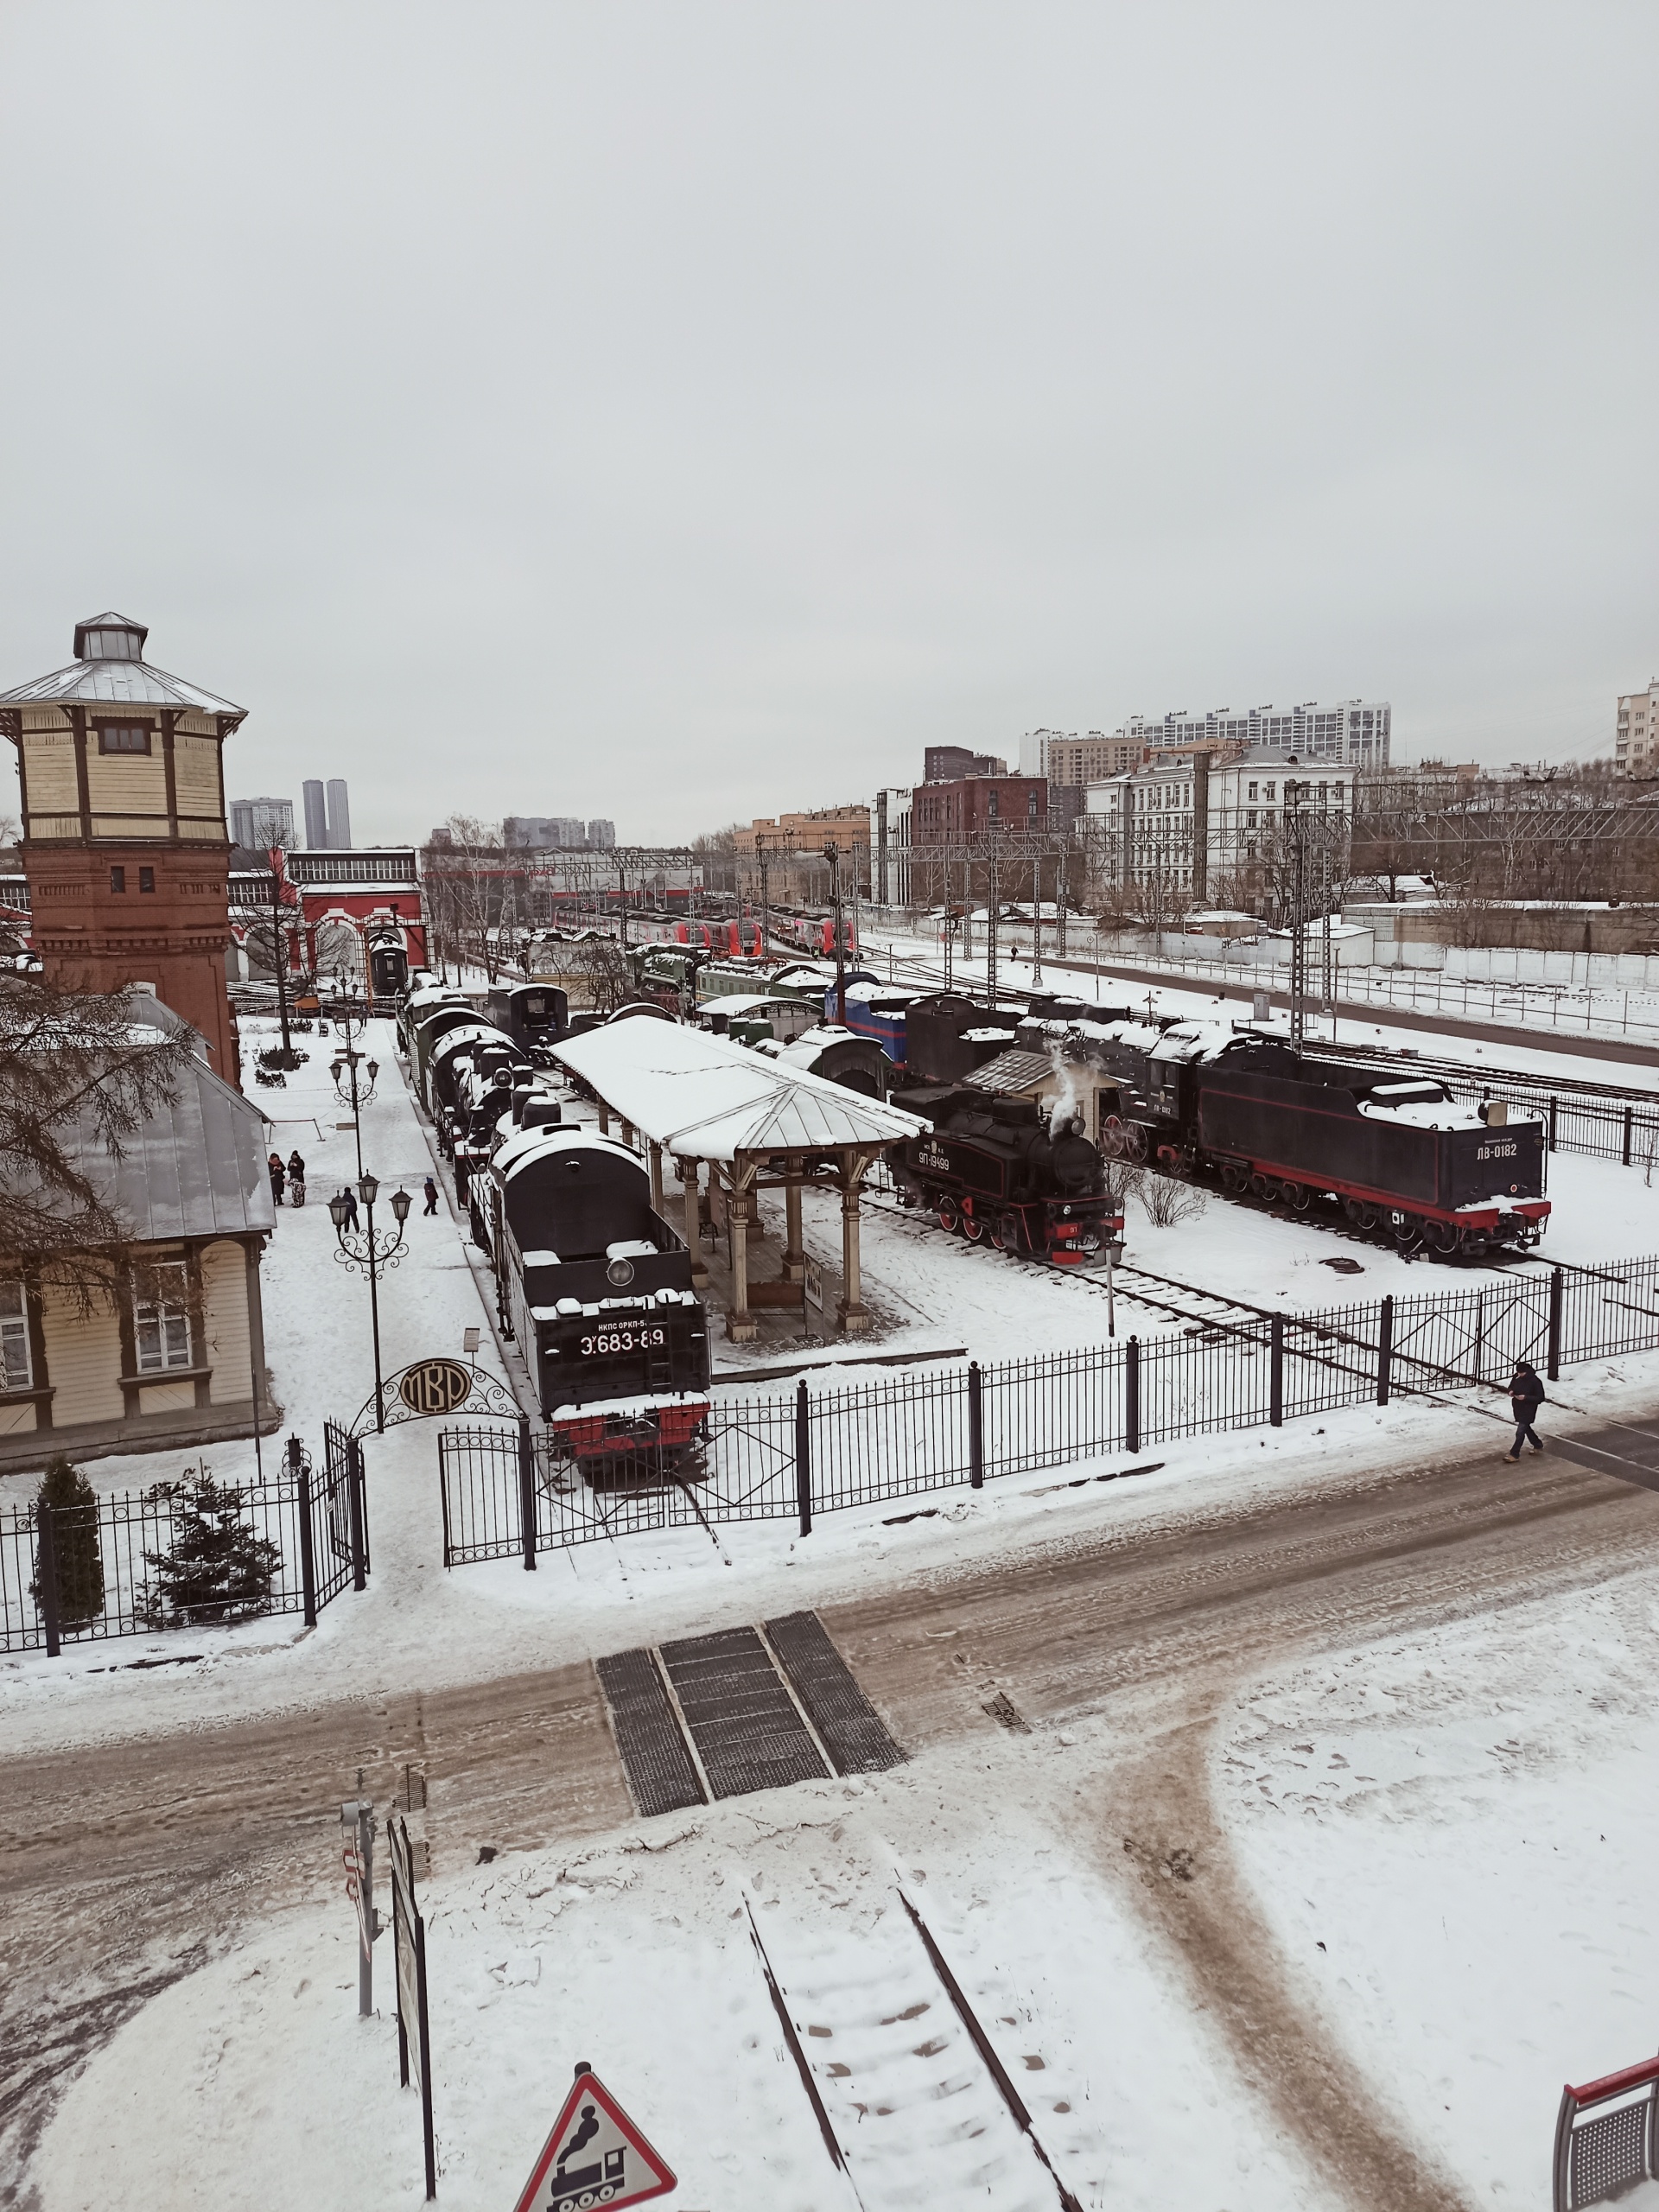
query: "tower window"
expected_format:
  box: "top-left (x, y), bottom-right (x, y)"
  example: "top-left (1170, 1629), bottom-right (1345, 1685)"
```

top-left (110, 866), bottom-right (126, 893)
top-left (98, 725), bottom-right (151, 754)
top-left (139, 868), bottom-right (156, 893)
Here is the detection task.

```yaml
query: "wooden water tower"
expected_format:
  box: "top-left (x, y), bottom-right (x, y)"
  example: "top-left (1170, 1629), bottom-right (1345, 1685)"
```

top-left (0, 613), bottom-right (245, 1078)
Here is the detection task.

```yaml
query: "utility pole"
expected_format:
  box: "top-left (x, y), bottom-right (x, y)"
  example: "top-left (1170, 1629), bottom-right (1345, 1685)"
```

top-left (758, 842), bottom-right (771, 957)
top-left (823, 842), bottom-right (848, 1023)
top-left (616, 858), bottom-right (629, 951)
top-left (1030, 849), bottom-right (1043, 985)
top-left (1320, 843), bottom-right (1333, 1032)
top-left (1286, 781), bottom-right (1307, 1052)
top-left (985, 824), bottom-right (1001, 1009)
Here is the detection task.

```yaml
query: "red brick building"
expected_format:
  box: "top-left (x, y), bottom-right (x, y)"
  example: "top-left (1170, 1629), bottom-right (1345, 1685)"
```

top-left (0, 613), bottom-right (243, 1082)
top-left (911, 773), bottom-right (1047, 846)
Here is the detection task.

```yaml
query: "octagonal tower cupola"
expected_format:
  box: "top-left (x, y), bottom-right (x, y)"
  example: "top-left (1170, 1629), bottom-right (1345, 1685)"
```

top-left (0, 613), bottom-right (248, 1079)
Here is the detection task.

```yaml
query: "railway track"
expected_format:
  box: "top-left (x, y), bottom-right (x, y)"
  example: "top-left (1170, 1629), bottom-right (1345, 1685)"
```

top-left (747, 1875), bottom-right (1084, 2212)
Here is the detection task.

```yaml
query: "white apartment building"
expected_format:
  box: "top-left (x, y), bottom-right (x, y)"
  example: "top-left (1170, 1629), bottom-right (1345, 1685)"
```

top-left (1084, 759), bottom-right (1203, 893)
top-left (1616, 683), bottom-right (1659, 776)
top-left (874, 786), bottom-right (912, 906)
top-left (1115, 699), bottom-right (1389, 767)
top-left (1083, 752), bottom-right (1352, 900)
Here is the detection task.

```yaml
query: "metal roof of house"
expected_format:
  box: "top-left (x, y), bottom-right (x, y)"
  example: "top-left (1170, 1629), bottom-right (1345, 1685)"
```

top-left (0, 656), bottom-right (245, 717)
top-left (551, 1017), bottom-right (927, 1161)
top-left (17, 993), bottom-right (275, 1243)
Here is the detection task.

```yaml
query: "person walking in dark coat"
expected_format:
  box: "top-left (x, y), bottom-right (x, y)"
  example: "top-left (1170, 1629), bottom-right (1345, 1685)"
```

top-left (267, 1151), bottom-right (286, 1206)
top-left (1503, 1359), bottom-right (1546, 1461)
top-left (336, 1185), bottom-right (359, 1232)
top-left (423, 1175), bottom-right (440, 1216)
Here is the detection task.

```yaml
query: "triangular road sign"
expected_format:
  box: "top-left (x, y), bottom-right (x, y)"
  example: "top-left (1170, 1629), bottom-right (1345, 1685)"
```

top-left (511, 2066), bottom-right (677, 2212)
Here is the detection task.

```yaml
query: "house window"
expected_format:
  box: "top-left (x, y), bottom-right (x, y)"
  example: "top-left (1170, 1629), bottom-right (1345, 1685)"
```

top-left (98, 725), bottom-right (152, 754)
top-left (0, 1281), bottom-right (31, 1391)
top-left (134, 1260), bottom-right (193, 1372)
top-left (1248, 782), bottom-right (1258, 802)
top-left (139, 868), bottom-right (155, 893)
top-left (110, 866), bottom-right (127, 893)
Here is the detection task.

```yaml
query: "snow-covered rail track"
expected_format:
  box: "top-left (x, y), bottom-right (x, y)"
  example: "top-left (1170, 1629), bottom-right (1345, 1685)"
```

top-left (746, 1879), bottom-right (1084, 2212)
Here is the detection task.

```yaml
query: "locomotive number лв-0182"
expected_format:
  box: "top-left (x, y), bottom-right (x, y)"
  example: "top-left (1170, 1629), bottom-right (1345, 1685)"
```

top-left (578, 1326), bottom-right (667, 1357)
top-left (1475, 1141), bottom-right (1519, 1161)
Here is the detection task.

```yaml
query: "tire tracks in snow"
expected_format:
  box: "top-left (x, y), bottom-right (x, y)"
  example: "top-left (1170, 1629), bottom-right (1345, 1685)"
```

top-left (1098, 1688), bottom-right (1474, 2212)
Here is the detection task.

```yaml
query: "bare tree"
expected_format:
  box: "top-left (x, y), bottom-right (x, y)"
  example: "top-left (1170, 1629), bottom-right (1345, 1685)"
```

top-left (0, 980), bottom-right (198, 1303)
top-left (561, 936), bottom-right (634, 1012)
top-left (422, 816), bottom-right (515, 982)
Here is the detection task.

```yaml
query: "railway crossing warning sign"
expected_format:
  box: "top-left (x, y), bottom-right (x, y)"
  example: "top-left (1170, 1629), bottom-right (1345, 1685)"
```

top-left (511, 2065), bottom-right (677, 2212)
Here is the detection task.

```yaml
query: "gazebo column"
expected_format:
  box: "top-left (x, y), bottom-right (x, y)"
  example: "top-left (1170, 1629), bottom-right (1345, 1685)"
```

top-left (836, 1158), bottom-right (871, 1334)
top-left (648, 1140), bottom-right (664, 1215)
top-left (620, 1117), bottom-right (635, 1151)
top-left (781, 1167), bottom-right (804, 1283)
top-left (675, 1155), bottom-right (708, 1289)
top-left (727, 1162), bottom-right (758, 1341)
top-left (597, 1100), bottom-right (611, 1137)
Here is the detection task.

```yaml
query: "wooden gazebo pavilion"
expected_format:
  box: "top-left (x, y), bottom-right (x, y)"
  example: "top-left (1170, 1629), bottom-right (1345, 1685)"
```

top-left (550, 1020), bottom-right (925, 1339)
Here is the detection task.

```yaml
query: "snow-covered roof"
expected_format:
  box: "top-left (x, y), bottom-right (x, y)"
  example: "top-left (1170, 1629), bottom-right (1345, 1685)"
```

top-left (963, 1050), bottom-right (1061, 1096)
top-left (704, 994), bottom-right (799, 1017)
top-left (495, 1125), bottom-right (639, 1183)
top-left (838, 979), bottom-right (925, 1008)
top-left (551, 1017), bottom-right (927, 1160)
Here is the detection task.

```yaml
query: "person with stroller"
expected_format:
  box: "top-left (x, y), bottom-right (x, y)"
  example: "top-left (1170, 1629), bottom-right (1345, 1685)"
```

top-left (287, 1149), bottom-right (307, 1207)
top-left (1503, 1359), bottom-right (1546, 1462)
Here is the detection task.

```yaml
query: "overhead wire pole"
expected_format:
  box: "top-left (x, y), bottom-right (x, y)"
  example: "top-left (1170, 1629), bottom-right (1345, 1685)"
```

top-left (984, 824), bottom-right (1000, 1009)
top-left (1286, 779), bottom-right (1307, 1051)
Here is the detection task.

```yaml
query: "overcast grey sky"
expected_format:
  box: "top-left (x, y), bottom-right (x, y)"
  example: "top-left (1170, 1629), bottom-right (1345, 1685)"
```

top-left (3, 3), bottom-right (1656, 847)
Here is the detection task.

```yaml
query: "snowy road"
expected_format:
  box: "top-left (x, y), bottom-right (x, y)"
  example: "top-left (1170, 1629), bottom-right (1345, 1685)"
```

top-left (3, 1425), bottom-right (1655, 2207)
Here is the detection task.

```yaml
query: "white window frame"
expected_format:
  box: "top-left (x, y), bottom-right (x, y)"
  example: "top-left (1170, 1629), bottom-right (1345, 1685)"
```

top-left (134, 1259), bottom-right (194, 1373)
top-left (0, 1280), bottom-right (31, 1392)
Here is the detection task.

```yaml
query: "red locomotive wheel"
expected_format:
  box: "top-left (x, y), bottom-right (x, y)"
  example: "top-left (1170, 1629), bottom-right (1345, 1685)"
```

top-left (938, 1202), bottom-right (960, 1234)
top-left (1099, 1116), bottom-right (1127, 1159)
top-left (1285, 1183), bottom-right (1313, 1211)
top-left (1122, 1124), bottom-right (1150, 1164)
top-left (963, 1212), bottom-right (988, 1243)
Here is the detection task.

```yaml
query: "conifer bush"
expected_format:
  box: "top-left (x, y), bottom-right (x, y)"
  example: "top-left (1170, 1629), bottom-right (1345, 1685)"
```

top-left (31, 1451), bottom-right (105, 1625)
top-left (138, 1465), bottom-right (282, 1628)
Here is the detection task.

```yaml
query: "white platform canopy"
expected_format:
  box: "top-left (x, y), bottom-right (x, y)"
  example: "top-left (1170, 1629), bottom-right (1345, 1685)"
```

top-left (551, 1018), bottom-right (926, 1338)
top-left (551, 1016), bottom-right (923, 1160)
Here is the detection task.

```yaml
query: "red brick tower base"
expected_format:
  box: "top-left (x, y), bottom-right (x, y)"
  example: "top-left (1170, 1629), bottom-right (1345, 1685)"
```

top-left (26, 841), bottom-right (236, 1081)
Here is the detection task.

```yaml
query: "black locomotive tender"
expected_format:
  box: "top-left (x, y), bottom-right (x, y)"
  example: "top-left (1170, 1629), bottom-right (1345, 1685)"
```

top-left (1018, 1011), bottom-right (1550, 1257)
top-left (397, 976), bottom-right (711, 1477)
top-left (488, 1123), bottom-right (710, 1471)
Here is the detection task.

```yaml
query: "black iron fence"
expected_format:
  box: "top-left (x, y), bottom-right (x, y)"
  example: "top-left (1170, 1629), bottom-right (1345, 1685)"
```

top-left (439, 1255), bottom-right (1659, 1563)
top-left (0, 1425), bottom-right (368, 1656)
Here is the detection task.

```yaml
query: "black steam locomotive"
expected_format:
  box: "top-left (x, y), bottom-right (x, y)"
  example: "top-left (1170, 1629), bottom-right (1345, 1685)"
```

top-left (1026, 1014), bottom-right (1551, 1257)
top-left (486, 1122), bottom-right (711, 1472)
top-left (887, 1089), bottom-right (1123, 1265)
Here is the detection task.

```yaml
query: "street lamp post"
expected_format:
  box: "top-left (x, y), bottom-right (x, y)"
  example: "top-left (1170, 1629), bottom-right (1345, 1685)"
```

top-left (328, 1174), bottom-right (412, 1433)
top-left (328, 987), bottom-right (379, 1181)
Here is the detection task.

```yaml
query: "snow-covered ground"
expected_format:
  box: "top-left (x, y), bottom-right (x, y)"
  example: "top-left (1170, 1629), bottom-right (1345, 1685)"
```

top-left (14, 1001), bottom-right (1659, 2212)
top-left (29, 1543), bottom-right (1659, 2211)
